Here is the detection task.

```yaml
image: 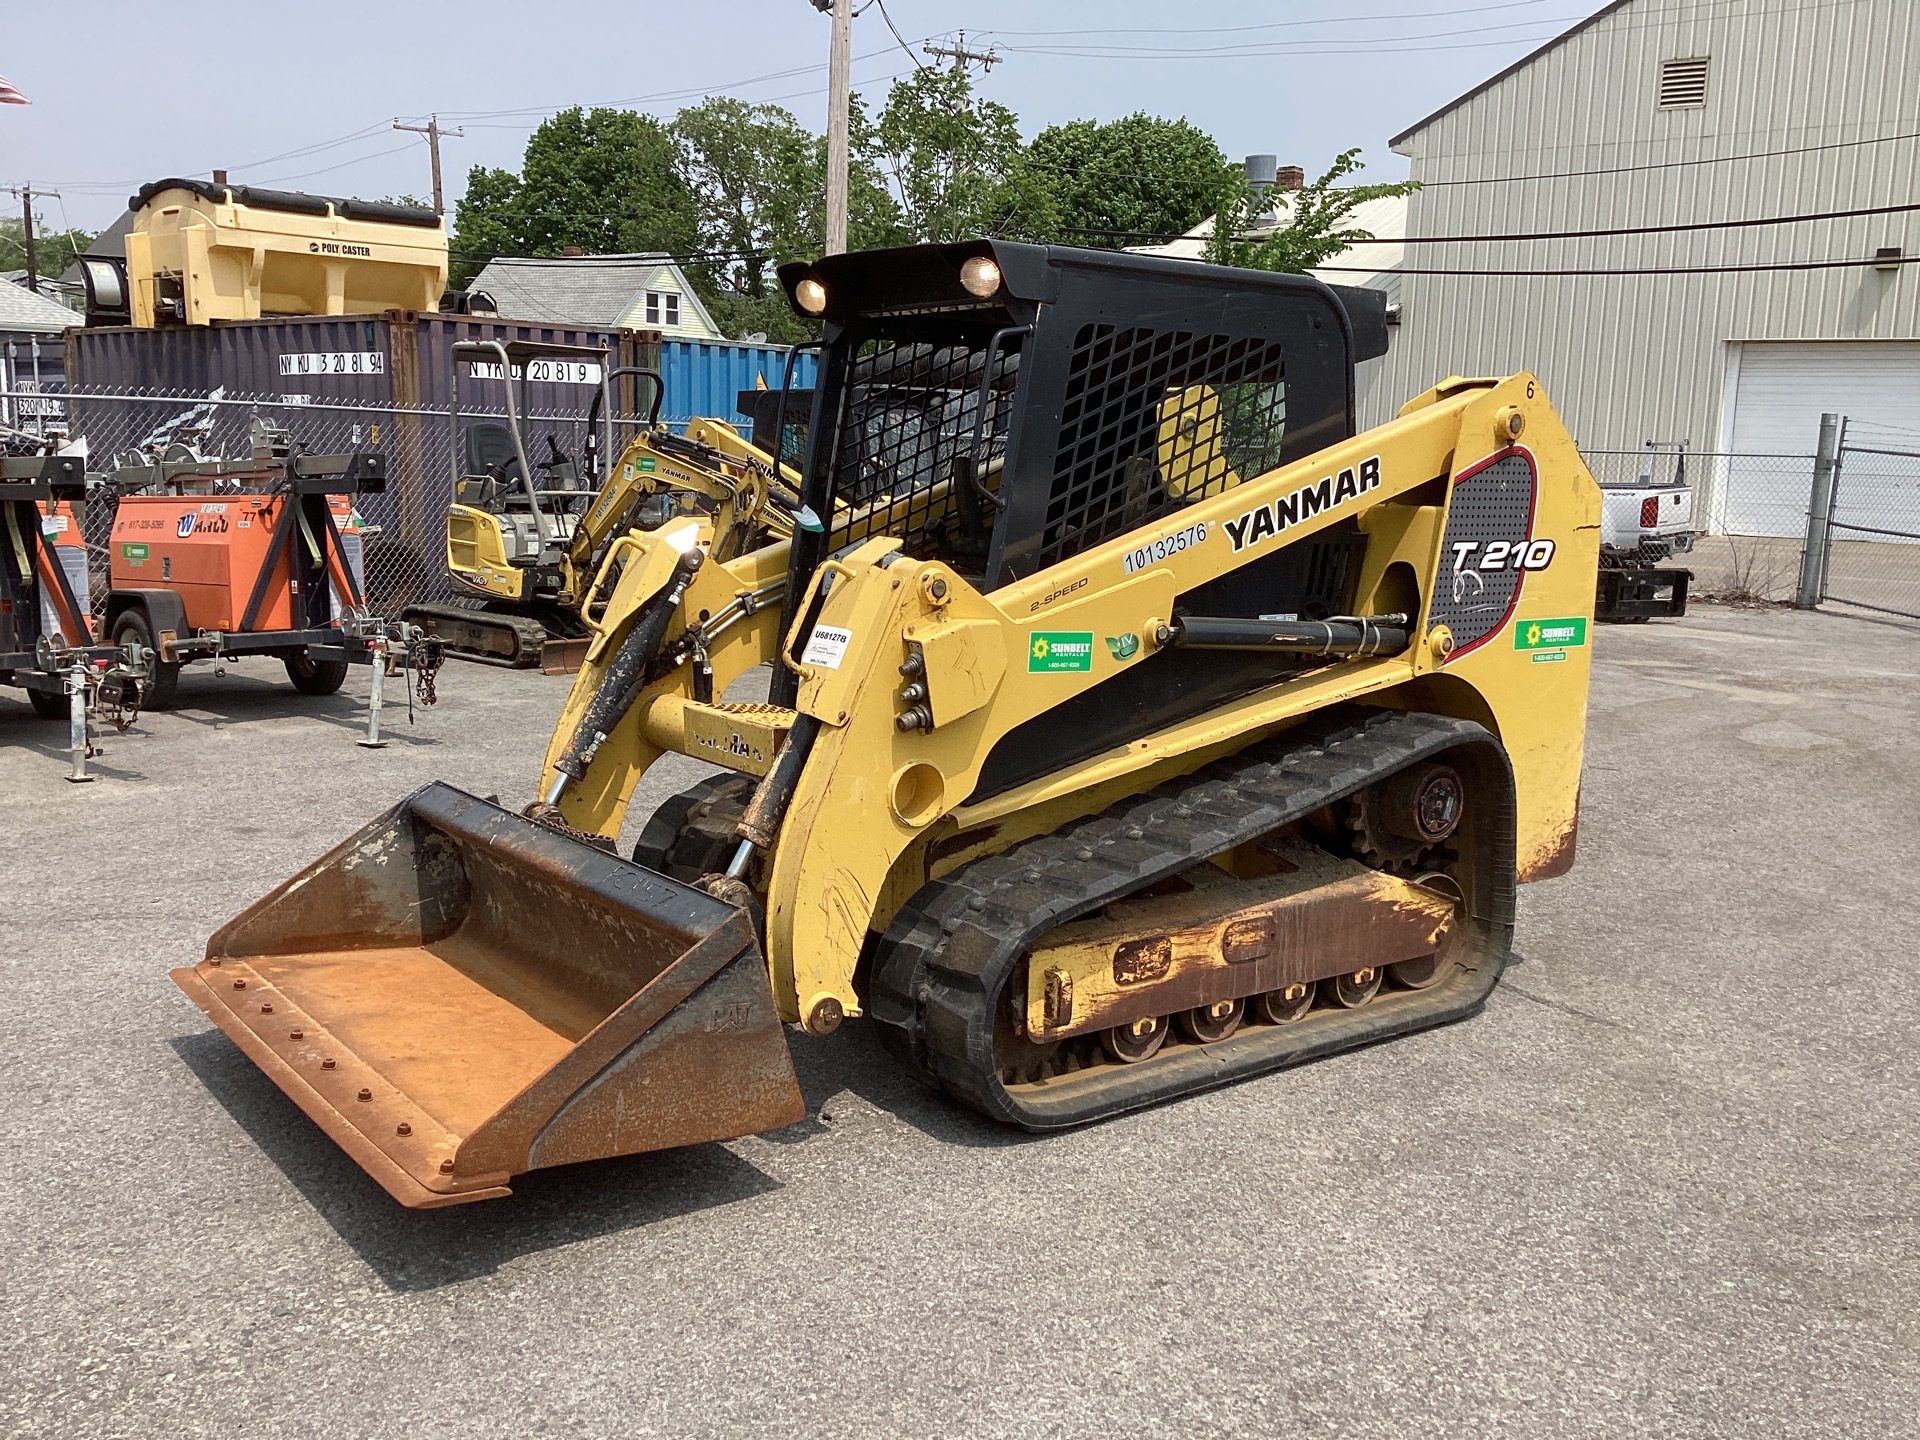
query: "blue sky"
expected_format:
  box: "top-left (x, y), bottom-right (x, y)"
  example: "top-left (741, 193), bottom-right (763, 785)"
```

top-left (3, 0), bottom-right (1591, 233)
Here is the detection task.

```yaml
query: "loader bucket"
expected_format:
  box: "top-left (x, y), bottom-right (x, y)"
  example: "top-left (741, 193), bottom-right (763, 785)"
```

top-left (172, 783), bottom-right (805, 1208)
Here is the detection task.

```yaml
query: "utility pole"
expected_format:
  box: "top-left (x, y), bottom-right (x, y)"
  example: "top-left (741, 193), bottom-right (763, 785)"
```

top-left (816, 0), bottom-right (853, 255)
top-left (16, 184), bottom-right (36, 293)
top-left (392, 115), bottom-right (464, 216)
top-left (923, 30), bottom-right (1000, 72)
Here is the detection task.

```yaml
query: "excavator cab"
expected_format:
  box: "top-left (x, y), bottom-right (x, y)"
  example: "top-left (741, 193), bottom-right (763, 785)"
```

top-left (178, 241), bottom-right (1596, 1207)
top-left (445, 341), bottom-right (617, 587)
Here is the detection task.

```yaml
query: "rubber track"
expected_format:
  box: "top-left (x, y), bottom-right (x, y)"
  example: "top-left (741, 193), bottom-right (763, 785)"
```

top-left (403, 602), bottom-right (551, 668)
top-left (869, 707), bottom-right (1518, 1131)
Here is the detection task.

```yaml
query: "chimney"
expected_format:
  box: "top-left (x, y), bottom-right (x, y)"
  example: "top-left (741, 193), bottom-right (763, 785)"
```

top-left (561, 245), bottom-right (584, 258)
top-left (1242, 154), bottom-right (1278, 223)
top-left (1276, 165), bottom-right (1305, 190)
top-left (212, 169), bottom-right (228, 186)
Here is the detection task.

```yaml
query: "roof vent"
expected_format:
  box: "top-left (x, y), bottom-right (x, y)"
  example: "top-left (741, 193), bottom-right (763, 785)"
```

top-left (1657, 57), bottom-right (1709, 109)
top-left (1243, 154), bottom-right (1278, 222)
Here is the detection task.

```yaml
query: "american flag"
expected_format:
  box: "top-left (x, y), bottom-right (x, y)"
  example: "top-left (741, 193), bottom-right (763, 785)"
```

top-left (0, 77), bottom-right (29, 105)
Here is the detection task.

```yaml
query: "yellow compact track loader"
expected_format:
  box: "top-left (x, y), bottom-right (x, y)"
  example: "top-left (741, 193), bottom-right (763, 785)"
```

top-left (405, 340), bottom-right (802, 670)
top-left (175, 242), bottom-right (1599, 1207)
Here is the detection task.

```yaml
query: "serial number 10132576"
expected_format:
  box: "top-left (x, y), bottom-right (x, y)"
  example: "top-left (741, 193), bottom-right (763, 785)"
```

top-left (1123, 520), bottom-right (1210, 575)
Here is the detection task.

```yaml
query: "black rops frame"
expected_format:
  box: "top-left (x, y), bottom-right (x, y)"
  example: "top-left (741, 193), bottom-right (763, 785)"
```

top-left (774, 240), bottom-right (1381, 604)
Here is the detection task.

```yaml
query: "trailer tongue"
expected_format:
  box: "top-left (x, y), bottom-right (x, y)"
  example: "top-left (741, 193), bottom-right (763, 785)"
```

top-left (171, 783), bottom-right (803, 1206)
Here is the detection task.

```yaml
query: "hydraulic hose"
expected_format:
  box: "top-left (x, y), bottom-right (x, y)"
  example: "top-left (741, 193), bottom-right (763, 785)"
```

top-left (545, 548), bottom-right (703, 803)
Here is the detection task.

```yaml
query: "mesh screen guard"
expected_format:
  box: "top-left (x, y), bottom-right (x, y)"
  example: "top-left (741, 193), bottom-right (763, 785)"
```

top-left (799, 246), bottom-right (1357, 593)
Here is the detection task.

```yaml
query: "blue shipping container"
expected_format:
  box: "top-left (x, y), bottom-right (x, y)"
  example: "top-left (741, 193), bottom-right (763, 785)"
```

top-left (660, 339), bottom-right (817, 440)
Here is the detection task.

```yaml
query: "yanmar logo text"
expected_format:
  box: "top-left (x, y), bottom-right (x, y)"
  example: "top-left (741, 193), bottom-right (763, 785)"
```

top-left (1224, 456), bottom-right (1381, 553)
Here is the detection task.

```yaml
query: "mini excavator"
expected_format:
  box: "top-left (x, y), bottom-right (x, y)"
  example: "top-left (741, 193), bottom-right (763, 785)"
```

top-left (175, 242), bottom-right (1599, 1207)
top-left (404, 340), bottom-right (803, 670)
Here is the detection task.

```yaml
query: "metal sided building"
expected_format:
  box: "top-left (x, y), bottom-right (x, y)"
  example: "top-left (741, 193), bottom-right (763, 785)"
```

top-left (1372, 0), bottom-right (1919, 533)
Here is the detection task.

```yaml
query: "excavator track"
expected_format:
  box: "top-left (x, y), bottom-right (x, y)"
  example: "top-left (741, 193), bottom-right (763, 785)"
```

top-left (403, 599), bottom-right (560, 669)
top-left (868, 708), bottom-right (1518, 1130)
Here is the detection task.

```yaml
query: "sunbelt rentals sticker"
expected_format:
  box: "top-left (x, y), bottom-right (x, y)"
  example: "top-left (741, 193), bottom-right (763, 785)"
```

top-left (1514, 615), bottom-right (1587, 662)
top-left (1029, 631), bottom-right (1093, 673)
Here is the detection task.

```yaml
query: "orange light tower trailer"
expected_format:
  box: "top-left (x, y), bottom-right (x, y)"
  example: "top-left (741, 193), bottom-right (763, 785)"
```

top-left (105, 451), bottom-right (442, 744)
top-left (1, 453), bottom-right (143, 779)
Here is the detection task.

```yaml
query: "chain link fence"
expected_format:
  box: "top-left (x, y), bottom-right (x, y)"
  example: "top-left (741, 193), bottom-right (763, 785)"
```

top-left (1822, 422), bottom-right (1920, 619)
top-left (3, 386), bottom-right (651, 622)
top-left (1578, 448), bottom-right (1820, 602)
top-left (8, 384), bottom-right (1913, 623)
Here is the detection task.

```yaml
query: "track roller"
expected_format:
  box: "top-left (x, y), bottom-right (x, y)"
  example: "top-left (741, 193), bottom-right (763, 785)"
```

top-left (1254, 983), bottom-right (1314, 1026)
top-left (1178, 998), bottom-right (1245, 1044)
top-left (1322, 967), bottom-right (1382, 1008)
top-left (1101, 1015), bottom-right (1168, 1064)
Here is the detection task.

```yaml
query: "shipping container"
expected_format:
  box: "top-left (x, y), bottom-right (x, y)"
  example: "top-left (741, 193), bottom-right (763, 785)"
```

top-left (659, 338), bottom-right (817, 439)
top-left (1, 335), bottom-right (67, 432)
top-left (63, 312), bottom-right (662, 611)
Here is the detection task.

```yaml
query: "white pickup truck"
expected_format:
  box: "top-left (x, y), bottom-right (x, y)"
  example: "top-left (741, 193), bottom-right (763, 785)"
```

top-left (1595, 444), bottom-right (1696, 620)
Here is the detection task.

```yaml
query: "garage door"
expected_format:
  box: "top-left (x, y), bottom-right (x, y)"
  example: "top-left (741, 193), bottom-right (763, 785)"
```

top-left (1722, 341), bottom-right (1920, 535)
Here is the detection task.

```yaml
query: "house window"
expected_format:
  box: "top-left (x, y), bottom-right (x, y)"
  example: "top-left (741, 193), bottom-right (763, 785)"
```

top-left (1658, 57), bottom-right (1709, 109)
top-left (645, 290), bottom-right (680, 327)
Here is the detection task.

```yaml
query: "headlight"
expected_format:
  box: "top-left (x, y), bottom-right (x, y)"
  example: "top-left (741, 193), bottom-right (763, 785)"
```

top-left (795, 277), bottom-right (828, 315)
top-left (959, 255), bottom-right (1002, 297)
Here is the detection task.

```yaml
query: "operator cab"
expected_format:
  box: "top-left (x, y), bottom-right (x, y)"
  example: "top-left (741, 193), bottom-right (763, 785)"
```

top-left (775, 239), bottom-right (1390, 595)
top-left (448, 340), bottom-right (620, 568)
top-left (771, 238), bottom-right (1394, 735)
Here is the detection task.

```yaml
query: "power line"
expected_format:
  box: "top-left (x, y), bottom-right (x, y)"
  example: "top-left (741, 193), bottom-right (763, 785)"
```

top-left (1098, 198), bottom-right (1920, 248)
top-left (1001, 14), bottom-right (1580, 58)
top-left (250, 142), bottom-right (422, 188)
top-left (21, 42), bottom-right (931, 200)
top-left (432, 39), bottom-right (924, 126)
top-left (873, 0), bottom-right (929, 70)
top-left (1003, 31), bottom-right (1567, 60)
top-left (1033, 124), bottom-right (1920, 215)
top-left (1315, 253), bottom-right (1920, 276)
top-left (978, 0), bottom-right (1569, 37)
top-left (989, 0), bottom-right (1878, 50)
top-left (1414, 124), bottom-right (1920, 186)
top-left (1394, 198), bottom-right (1920, 244)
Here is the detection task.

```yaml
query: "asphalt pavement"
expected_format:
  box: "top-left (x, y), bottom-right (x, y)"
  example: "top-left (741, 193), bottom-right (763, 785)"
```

top-left (2, 603), bottom-right (1915, 1438)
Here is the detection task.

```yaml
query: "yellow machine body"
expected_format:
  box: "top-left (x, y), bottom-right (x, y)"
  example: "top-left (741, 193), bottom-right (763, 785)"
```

top-left (544, 373), bottom-right (1597, 1029)
top-left (175, 241), bottom-right (1600, 1207)
top-left (124, 181), bottom-right (447, 326)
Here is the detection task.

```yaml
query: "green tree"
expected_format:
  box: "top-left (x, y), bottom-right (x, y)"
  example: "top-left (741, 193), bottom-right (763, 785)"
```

top-left (667, 96), bottom-right (900, 342)
top-left (873, 67), bottom-right (1053, 243)
top-left (0, 217), bottom-right (95, 283)
top-left (449, 107), bottom-right (697, 284)
top-left (1203, 148), bottom-right (1417, 273)
top-left (1027, 114), bottom-right (1228, 247)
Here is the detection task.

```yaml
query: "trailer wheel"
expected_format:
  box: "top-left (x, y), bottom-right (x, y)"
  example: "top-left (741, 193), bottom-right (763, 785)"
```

top-left (285, 654), bottom-right (350, 697)
top-left (26, 687), bottom-right (67, 720)
top-left (112, 609), bottom-right (181, 710)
